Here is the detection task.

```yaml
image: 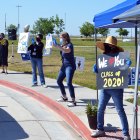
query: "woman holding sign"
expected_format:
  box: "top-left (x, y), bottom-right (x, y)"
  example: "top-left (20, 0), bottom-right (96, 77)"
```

top-left (28, 33), bottom-right (46, 87)
top-left (53, 32), bottom-right (76, 107)
top-left (91, 36), bottom-right (131, 140)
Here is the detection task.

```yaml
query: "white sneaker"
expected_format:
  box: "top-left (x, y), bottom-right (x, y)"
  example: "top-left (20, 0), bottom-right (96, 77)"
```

top-left (91, 130), bottom-right (105, 137)
top-left (67, 101), bottom-right (76, 107)
top-left (57, 96), bottom-right (68, 102)
top-left (124, 135), bottom-right (131, 140)
top-left (41, 84), bottom-right (47, 88)
top-left (31, 83), bottom-right (38, 87)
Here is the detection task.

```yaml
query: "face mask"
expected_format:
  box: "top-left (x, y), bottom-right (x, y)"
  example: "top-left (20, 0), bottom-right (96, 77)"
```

top-left (60, 38), bottom-right (63, 45)
top-left (36, 37), bottom-right (41, 42)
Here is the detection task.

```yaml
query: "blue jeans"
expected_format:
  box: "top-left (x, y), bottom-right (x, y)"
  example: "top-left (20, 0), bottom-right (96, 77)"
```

top-left (30, 57), bottom-right (45, 85)
top-left (57, 65), bottom-right (75, 99)
top-left (97, 89), bottom-right (129, 136)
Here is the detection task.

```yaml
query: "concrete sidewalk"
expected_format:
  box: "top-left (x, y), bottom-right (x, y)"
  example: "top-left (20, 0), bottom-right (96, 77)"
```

top-left (0, 70), bottom-right (140, 140)
top-left (0, 85), bottom-right (83, 140)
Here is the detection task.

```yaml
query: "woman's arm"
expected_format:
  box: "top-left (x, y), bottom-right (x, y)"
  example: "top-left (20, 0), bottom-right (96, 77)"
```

top-left (55, 44), bottom-right (71, 53)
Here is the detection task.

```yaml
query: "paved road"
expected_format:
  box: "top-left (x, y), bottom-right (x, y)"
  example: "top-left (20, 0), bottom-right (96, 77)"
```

top-left (0, 85), bottom-right (83, 140)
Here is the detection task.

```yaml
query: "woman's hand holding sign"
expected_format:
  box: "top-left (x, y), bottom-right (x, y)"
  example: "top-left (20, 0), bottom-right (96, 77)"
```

top-left (92, 64), bottom-right (98, 73)
top-left (52, 38), bottom-right (57, 46)
top-left (125, 58), bottom-right (132, 67)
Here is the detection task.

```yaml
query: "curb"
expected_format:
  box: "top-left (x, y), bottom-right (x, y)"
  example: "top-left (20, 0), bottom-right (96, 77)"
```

top-left (0, 80), bottom-right (96, 140)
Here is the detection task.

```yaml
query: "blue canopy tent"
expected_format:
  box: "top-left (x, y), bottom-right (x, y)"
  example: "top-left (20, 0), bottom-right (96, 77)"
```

top-left (93, 0), bottom-right (140, 61)
top-left (113, 4), bottom-right (140, 24)
top-left (93, 0), bottom-right (140, 28)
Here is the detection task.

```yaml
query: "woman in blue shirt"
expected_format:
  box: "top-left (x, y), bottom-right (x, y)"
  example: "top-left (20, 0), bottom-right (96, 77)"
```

top-left (53, 32), bottom-right (76, 107)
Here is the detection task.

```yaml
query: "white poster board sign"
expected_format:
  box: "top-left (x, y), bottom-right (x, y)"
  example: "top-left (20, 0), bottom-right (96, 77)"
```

top-left (43, 34), bottom-right (53, 56)
top-left (17, 32), bottom-right (30, 53)
top-left (75, 56), bottom-right (85, 71)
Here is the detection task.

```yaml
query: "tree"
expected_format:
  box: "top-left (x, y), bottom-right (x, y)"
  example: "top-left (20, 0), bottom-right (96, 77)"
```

top-left (33, 18), bottom-right (55, 35)
top-left (29, 29), bottom-right (37, 35)
top-left (54, 15), bottom-right (65, 36)
top-left (98, 28), bottom-right (109, 37)
top-left (116, 28), bottom-right (129, 39)
top-left (6, 24), bottom-right (17, 31)
top-left (80, 22), bottom-right (94, 37)
top-left (32, 16), bottom-right (65, 36)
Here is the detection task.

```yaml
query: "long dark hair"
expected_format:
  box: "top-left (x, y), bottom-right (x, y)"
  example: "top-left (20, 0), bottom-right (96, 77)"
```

top-left (61, 32), bottom-right (71, 43)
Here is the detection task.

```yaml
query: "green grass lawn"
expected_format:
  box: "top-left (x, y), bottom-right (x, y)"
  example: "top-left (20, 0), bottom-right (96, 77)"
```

top-left (126, 98), bottom-right (140, 106)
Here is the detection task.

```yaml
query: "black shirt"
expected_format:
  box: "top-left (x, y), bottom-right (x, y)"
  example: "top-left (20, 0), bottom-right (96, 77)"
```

top-left (28, 42), bottom-right (44, 59)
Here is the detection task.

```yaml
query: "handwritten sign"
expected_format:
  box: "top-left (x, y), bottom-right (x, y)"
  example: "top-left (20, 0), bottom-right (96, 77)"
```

top-left (97, 52), bottom-right (130, 89)
top-left (17, 32), bottom-right (30, 53)
top-left (75, 56), bottom-right (85, 71)
top-left (43, 34), bottom-right (53, 56)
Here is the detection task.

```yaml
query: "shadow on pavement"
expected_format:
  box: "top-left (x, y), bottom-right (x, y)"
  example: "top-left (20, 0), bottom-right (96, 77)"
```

top-left (47, 85), bottom-right (81, 89)
top-left (101, 135), bottom-right (124, 140)
top-left (99, 128), bottom-right (124, 140)
top-left (2, 72), bottom-right (32, 75)
top-left (105, 123), bottom-right (120, 131)
top-left (0, 108), bottom-right (29, 140)
top-left (80, 99), bottom-right (98, 104)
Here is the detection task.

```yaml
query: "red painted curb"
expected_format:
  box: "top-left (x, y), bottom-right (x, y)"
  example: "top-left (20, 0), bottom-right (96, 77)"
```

top-left (0, 80), bottom-right (96, 140)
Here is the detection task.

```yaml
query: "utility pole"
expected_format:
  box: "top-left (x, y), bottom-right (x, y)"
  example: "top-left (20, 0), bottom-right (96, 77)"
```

top-left (64, 12), bottom-right (66, 31)
top-left (16, 5), bottom-right (22, 38)
top-left (5, 13), bottom-right (6, 35)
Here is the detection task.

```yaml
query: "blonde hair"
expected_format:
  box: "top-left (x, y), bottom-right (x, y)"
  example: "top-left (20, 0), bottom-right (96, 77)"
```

top-left (61, 32), bottom-right (71, 43)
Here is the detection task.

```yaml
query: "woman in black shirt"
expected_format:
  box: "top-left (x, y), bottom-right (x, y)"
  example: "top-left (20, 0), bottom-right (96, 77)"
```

top-left (28, 34), bottom-right (46, 87)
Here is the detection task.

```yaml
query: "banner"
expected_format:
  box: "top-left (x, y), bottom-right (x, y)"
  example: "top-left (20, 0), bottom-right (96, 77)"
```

top-left (17, 32), bottom-right (30, 53)
top-left (75, 56), bottom-right (85, 71)
top-left (43, 34), bottom-right (53, 56)
top-left (96, 52), bottom-right (130, 89)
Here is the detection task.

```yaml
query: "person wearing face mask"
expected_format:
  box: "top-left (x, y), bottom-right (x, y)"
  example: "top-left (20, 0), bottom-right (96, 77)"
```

top-left (0, 33), bottom-right (9, 74)
top-left (53, 32), bottom-right (76, 107)
top-left (28, 33), bottom-right (46, 87)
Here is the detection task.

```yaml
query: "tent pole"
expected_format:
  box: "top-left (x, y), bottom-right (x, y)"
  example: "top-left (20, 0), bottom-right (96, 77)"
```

top-left (131, 47), bottom-right (139, 140)
top-left (135, 26), bottom-right (138, 62)
top-left (94, 27), bottom-right (98, 102)
top-left (135, 25), bottom-right (138, 140)
top-left (131, 25), bottom-right (139, 140)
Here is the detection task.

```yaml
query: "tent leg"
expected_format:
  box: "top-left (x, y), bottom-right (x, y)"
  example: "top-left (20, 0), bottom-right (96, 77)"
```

top-left (131, 102), bottom-right (138, 140)
top-left (131, 34), bottom-right (139, 140)
top-left (94, 28), bottom-right (98, 102)
top-left (135, 26), bottom-right (138, 62)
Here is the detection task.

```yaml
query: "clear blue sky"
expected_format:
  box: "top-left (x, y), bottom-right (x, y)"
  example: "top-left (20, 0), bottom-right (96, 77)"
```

top-left (0, 0), bottom-right (131, 36)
